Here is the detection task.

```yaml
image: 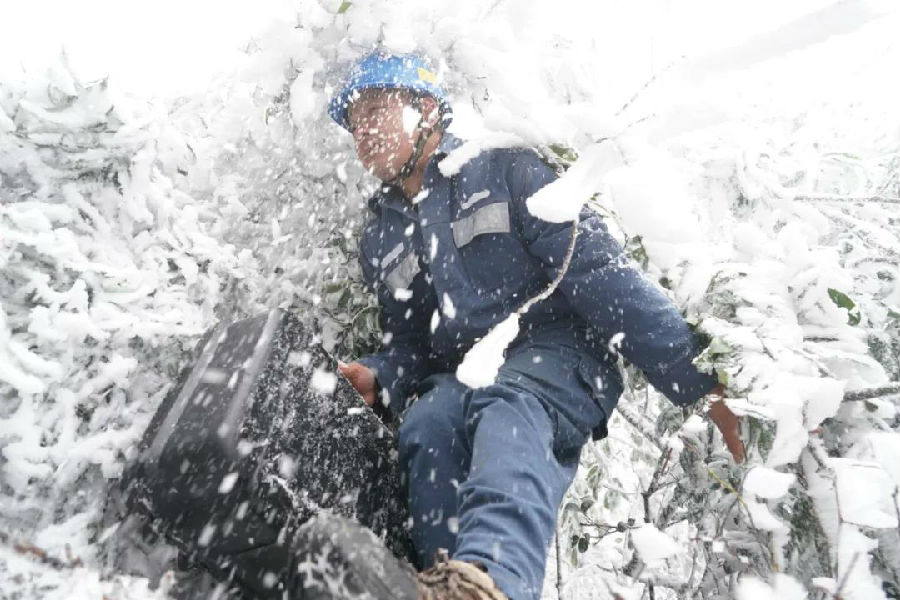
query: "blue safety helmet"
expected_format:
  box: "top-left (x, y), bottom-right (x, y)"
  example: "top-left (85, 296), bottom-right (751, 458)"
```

top-left (328, 50), bottom-right (451, 131)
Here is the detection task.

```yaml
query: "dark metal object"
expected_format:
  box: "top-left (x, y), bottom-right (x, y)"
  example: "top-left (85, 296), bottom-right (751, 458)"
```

top-left (114, 309), bottom-right (410, 599)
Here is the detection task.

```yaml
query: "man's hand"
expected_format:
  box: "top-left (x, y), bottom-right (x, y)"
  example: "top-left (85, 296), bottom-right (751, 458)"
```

top-left (337, 361), bottom-right (377, 407)
top-left (706, 384), bottom-right (745, 463)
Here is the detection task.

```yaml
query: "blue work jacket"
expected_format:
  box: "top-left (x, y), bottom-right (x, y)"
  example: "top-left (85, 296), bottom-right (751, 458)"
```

top-left (356, 134), bottom-right (716, 421)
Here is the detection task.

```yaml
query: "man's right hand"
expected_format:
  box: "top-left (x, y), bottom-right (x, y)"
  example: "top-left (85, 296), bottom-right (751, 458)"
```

top-left (337, 362), bottom-right (377, 407)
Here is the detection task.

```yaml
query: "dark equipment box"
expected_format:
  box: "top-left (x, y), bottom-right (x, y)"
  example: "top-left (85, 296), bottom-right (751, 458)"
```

top-left (113, 309), bottom-right (409, 598)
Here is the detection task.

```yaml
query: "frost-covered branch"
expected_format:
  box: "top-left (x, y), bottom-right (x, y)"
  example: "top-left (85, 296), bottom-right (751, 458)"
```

top-left (795, 194), bottom-right (900, 205)
top-left (842, 383), bottom-right (900, 402)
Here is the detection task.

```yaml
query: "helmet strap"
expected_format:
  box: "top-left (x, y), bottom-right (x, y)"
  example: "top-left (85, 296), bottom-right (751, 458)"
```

top-left (386, 98), bottom-right (443, 187)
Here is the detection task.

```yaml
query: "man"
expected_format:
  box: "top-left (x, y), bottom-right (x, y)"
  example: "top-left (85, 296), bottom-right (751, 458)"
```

top-left (330, 50), bottom-right (743, 600)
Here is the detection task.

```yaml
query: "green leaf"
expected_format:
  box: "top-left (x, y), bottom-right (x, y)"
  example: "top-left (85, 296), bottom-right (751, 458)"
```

top-left (562, 501), bottom-right (580, 517)
top-left (337, 288), bottom-right (351, 310)
top-left (716, 368), bottom-right (729, 386)
top-left (707, 337), bottom-right (732, 355)
top-left (824, 151), bottom-right (862, 161)
top-left (585, 464), bottom-right (600, 486)
top-left (548, 143), bottom-right (578, 163)
top-left (337, 1), bottom-right (352, 13)
top-left (827, 288), bottom-right (861, 326)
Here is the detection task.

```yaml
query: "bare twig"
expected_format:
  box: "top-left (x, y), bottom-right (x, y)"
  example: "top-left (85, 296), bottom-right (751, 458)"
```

top-left (835, 552), bottom-right (862, 599)
top-left (849, 257), bottom-right (900, 268)
top-left (807, 438), bottom-right (833, 473)
top-left (893, 487), bottom-right (900, 579)
top-left (555, 526), bottom-right (563, 599)
top-left (645, 448), bottom-right (674, 505)
top-left (795, 194), bottom-right (900, 205)
top-left (615, 62), bottom-right (678, 117)
top-left (640, 448), bottom-right (675, 600)
top-left (12, 541), bottom-right (83, 569)
top-left (617, 404), bottom-right (664, 451)
top-left (814, 206), bottom-right (900, 259)
top-left (636, 574), bottom-right (687, 594)
top-left (682, 439), bottom-right (747, 509)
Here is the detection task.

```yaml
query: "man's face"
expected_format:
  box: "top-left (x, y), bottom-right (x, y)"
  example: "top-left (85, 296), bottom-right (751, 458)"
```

top-left (348, 89), bottom-right (420, 182)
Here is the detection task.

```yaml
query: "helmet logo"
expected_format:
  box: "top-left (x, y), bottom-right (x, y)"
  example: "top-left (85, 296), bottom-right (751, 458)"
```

top-left (416, 67), bottom-right (437, 84)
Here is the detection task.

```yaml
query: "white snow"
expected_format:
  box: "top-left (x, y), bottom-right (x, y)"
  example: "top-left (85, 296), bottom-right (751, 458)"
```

top-left (850, 432), bottom-right (900, 487)
top-left (743, 466), bottom-right (795, 499)
top-left (441, 293), bottom-right (456, 319)
top-left (605, 156), bottom-right (704, 245)
top-left (0, 106), bottom-right (15, 132)
top-left (681, 414), bottom-right (707, 434)
top-left (218, 472), bottom-right (239, 494)
top-left (835, 524), bottom-right (887, 600)
top-left (277, 455), bottom-right (296, 479)
top-left (802, 377), bottom-right (845, 430)
top-left (288, 351), bottom-right (313, 368)
top-left (310, 368), bottom-right (338, 395)
top-left (200, 368), bottom-right (229, 385)
top-left (736, 573), bottom-right (807, 600)
top-left (439, 132), bottom-right (524, 177)
top-left (197, 524), bottom-right (216, 547)
top-left (751, 374), bottom-right (846, 468)
top-left (745, 499), bottom-right (789, 532)
top-left (526, 141), bottom-right (625, 223)
top-left (607, 332), bottom-right (626, 353)
top-left (831, 459), bottom-right (899, 529)
top-left (456, 313), bottom-right (520, 389)
top-left (393, 287), bottom-right (414, 301)
top-left (630, 524), bottom-right (681, 562)
top-left (402, 105), bottom-right (421, 135)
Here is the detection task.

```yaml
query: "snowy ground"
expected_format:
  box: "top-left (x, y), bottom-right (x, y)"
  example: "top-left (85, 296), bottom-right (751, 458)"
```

top-left (2, 1), bottom-right (899, 598)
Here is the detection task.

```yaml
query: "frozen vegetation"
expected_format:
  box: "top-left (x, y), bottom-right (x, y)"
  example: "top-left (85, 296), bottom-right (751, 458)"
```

top-left (1, 0), bottom-right (898, 598)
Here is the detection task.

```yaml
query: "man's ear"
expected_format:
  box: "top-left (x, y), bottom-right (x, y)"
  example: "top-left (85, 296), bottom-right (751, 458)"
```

top-left (420, 96), bottom-right (440, 128)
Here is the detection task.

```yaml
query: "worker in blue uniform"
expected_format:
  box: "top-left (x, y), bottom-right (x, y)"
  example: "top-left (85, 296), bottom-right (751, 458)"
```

top-left (332, 50), bottom-right (744, 600)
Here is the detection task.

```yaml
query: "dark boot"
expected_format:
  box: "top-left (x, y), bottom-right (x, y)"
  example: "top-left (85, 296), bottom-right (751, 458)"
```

top-left (417, 552), bottom-right (509, 600)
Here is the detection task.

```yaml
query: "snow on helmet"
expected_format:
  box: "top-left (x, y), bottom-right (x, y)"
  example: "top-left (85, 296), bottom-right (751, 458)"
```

top-left (328, 49), bottom-right (451, 131)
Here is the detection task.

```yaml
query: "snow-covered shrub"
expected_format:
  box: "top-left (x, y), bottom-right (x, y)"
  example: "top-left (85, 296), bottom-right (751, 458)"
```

top-left (0, 58), bottom-right (255, 596)
top-left (555, 124), bottom-right (899, 598)
top-left (166, 18), bottom-right (383, 356)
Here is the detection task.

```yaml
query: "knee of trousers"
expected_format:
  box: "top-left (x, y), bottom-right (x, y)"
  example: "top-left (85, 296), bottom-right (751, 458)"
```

top-left (397, 373), bottom-right (468, 462)
top-left (463, 378), bottom-right (549, 434)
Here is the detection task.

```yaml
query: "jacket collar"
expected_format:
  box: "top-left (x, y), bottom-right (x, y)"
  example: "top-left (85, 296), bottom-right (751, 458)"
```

top-left (367, 183), bottom-right (411, 218)
top-left (435, 130), bottom-right (463, 158)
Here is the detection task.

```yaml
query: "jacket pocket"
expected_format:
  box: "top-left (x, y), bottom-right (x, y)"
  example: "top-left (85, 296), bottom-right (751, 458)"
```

top-left (451, 201), bottom-right (510, 248)
top-left (382, 247), bottom-right (421, 295)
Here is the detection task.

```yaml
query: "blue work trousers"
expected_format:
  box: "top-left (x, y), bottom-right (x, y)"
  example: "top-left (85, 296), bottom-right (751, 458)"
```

top-left (397, 330), bottom-right (613, 600)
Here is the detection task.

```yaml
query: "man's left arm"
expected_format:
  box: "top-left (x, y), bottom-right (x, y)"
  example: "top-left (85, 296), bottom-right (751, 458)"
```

top-left (506, 150), bottom-right (744, 461)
